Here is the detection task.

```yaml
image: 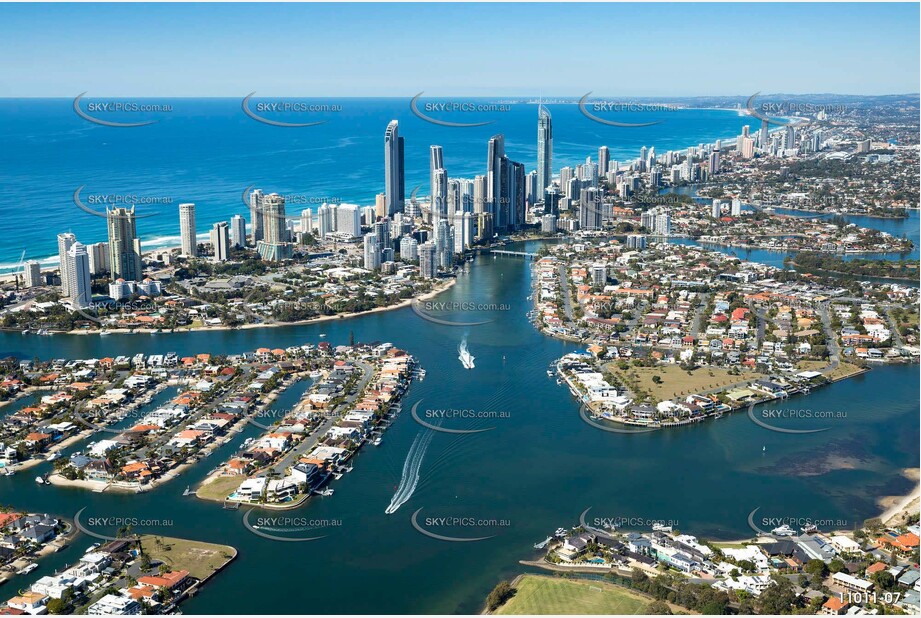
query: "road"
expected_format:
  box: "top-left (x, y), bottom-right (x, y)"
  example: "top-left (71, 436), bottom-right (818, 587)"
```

top-left (817, 304), bottom-right (841, 372)
top-left (882, 306), bottom-right (905, 348)
top-left (689, 293), bottom-right (711, 339)
top-left (557, 264), bottom-right (574, 323)
top-left (268, 359), bottom-right (374, 476)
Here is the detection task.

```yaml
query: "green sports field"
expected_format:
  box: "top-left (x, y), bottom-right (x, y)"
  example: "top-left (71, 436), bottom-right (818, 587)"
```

top-left (495, 575), bottom-right (650, 615)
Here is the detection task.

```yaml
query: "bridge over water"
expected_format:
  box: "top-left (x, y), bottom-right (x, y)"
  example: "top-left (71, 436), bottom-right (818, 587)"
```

top-left (489, 249), bottom-right (539, 259)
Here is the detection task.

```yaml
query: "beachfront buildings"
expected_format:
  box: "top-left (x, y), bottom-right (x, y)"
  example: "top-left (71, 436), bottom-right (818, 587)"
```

top-left (385, 120), bottom-right (405, 215)
top-left (179, 202), bottom-right (197, 257)
top-left (537, 105), bottom-right (552, 203)
top-left (107, 206), bottom-right (142, 282)
top-left (256, 193), bottom-right (293, 261)
top-left (65, 241), bottom-right (92, 309)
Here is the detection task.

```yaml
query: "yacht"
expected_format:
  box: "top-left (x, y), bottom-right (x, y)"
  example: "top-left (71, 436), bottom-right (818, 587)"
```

top-left (35, 476), bottom-right (46, 485)
top-left (17, 563), bottom-right (39, 576)
top-left (771, 524), bottom-right (796, 537)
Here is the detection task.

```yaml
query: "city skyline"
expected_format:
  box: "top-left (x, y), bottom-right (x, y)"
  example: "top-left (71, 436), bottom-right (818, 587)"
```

top-left (0, 4), bottom-right (918, 97)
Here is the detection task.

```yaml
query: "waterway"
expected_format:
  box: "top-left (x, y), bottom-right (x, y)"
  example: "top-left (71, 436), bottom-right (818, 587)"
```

top-left (0, 239), bottom-right (918, 614)
top-left (660, 185), bottom-right (920, 266)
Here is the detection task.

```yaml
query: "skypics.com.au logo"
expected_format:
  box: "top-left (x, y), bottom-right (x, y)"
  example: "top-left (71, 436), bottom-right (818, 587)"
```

top-left (73, 186), bottom-right (173, 220)
top-left (242, 93), bottom-right (341, 127)
top-left (410, 400), bottom-right (508, 435)
top-left (73, 93), bottom-right (173, 127)
top-left (410, 93), bottom-right (508, 127)
top-left (579, 93), bottom-right (679, 127)
top-left (410, 299), bottom-right (510, 327)
top-left (242, 510), bottom-right (342, 542)
top-left (410, 507), bottom-right (509, 542)
top-left (74, 507), bottom-right (175, 541)
top-left (745, 92), bottom-right (847, 127)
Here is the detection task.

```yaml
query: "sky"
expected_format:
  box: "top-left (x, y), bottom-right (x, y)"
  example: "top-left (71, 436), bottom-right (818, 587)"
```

top-left (0, 2), bottom-right (918, 97)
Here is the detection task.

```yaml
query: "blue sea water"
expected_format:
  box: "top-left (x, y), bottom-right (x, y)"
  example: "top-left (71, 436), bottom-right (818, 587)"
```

top-left (0, 97), bottom-right (755, 270)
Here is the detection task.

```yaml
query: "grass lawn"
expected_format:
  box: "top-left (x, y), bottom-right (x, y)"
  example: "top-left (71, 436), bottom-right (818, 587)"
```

top-left (195, 475), bottom-right (244, 501)
top-left (607, 363), bottom-right (762, 401)
top-left (139, 535), bottom-right (236, 580)
top-left (796, 360), bottom-right (864, 381)
top-left (496, 575), bottom-right (649, 615)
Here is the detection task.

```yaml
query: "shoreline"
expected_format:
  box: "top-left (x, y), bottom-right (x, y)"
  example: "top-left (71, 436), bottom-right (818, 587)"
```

top-left (5, 277), bottom-right (457, 337)
top-left (789, 259), bottom-right (920, 283)
top-left (878, 467), bottom-right (921, 526)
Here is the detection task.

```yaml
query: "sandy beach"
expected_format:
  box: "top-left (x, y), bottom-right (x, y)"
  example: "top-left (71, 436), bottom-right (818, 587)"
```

top-left (878, 468), bottom-right (921, 526)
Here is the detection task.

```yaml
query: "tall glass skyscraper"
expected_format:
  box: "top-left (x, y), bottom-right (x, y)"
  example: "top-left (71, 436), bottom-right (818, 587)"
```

top-left (385, 120), bottom-right (405, 215)
top-left (107, 207), bottom-right (141, 281)
top-left (537, 105), bottom-right (553, 202)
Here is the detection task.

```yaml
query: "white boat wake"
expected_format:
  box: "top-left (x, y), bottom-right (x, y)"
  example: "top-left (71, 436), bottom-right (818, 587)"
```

top-left (385, 428), bottom-right (435, 514)
top-left (458, 336), bottom-right (475, 369)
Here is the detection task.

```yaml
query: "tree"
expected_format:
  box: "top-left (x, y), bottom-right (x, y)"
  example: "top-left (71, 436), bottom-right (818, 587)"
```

top-left (804, 559), bottom-right (828, 579)
top-left (757, 576), bottom-right (798, 614)
top-left (645, 600), bottom-right (672, 615)
top-left (871, 570), bottom-right (896, 591)
top-left (485, 580), bottom-right (515, 611)
top-left (45, 598), bottom-right (68, 614)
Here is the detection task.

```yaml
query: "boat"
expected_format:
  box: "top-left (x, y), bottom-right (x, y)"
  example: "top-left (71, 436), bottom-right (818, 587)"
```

top-left (2, 468), bottom-right (13, 476)
top-left (318, 488), bottom-right (334, 496)
top-left (554, 527), bottom-right (567, 537)
top-left (652, 523), bottom-right (673, 533)
top-left (182, 486), bottom-right (193, 496)
top-left (771, 524), bottom-right (796, 537)
top-left (372, 437), bottom-right (382, 446)
top-left (99, 330), bottom-right (111, 336)
top-left (35, 476), bottom-right (45, 485)
top-left (16, 563), bottom-right (38, 575)
top-left (801, 524), bottom-right (818, 534)
top-left (36, 328), bottom-right (51, 336)
top-left (21, 329), bottom-right (30, 335)
top-left (319, 333), bottom-right (327, 338)
top-left (534, 536), bottom-right (553, 550)
top-left (458, 340), bottom-right (475, 370)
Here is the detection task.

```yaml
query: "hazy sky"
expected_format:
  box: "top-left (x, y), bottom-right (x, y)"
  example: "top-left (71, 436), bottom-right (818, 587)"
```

top-left (1, 3), bottom-right (918, 97)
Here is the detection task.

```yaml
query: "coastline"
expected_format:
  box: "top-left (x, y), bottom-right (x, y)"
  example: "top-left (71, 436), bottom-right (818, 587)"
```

top-left (40, 277), bottom-right (457, 336)
top-left (878, 467), bottom-right (921, 526)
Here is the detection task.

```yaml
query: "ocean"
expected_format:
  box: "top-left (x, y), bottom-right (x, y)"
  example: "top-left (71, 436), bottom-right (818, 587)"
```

top-left (0, 97), bottom-right (754, 271)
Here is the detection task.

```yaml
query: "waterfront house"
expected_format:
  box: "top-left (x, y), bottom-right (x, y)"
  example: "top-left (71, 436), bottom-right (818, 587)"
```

top-left (136, 569), bottom-right (191, 595)
top-left (558, 533), bottom-right (593, 561)
top-left (6, 591), bottom-right (48, 615)
top-left (87, 594), bottom-right (140, 615)
top-left (877, 532), bottom-right (920, 556)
